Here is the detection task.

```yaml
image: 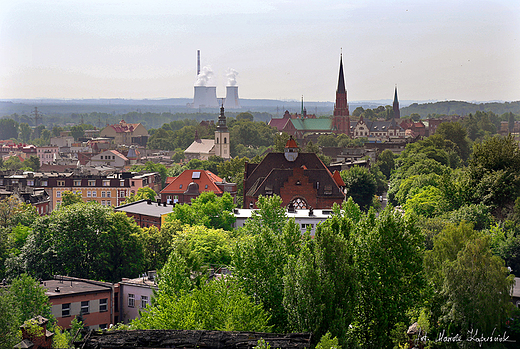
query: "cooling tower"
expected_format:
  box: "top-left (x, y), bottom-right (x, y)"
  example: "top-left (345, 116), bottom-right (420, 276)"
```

top-left (224, 86), bottom-right (240, 109)
top-left (192, 86), bottom-right (218, 108)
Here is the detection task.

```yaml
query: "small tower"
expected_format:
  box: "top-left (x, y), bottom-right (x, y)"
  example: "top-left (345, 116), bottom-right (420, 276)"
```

top-left (215, 104), bottom-right (230, 159)
top-left (284, 135), bottom-right (299, 162)
top-left (393, 86), bottom-right (401, 119)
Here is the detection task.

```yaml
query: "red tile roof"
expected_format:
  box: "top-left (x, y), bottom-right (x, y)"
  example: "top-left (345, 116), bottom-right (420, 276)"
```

top-left (160, 169), bottom-right (224, 195)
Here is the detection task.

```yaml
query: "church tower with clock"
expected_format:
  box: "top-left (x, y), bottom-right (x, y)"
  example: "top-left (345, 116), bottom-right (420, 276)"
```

top-left (215, 105), bottom-right (230, 159)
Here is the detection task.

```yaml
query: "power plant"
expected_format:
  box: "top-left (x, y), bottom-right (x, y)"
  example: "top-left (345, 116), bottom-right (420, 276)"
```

top-left (224, 85), bottom-right (240, 109)
top-left (189, 51), bottom-right (241, 109)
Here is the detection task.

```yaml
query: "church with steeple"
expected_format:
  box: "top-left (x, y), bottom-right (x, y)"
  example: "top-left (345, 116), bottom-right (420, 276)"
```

top-left (268, 53), bottom-right (405, 141)
top-left (332, 53), bottom-right (351, 135)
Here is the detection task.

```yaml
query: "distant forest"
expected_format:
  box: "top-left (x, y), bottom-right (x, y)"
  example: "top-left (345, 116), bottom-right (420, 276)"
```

top-left (401, 100), bottom-right (520, 118)
top-left (0, 100), bottom-right (519, 130)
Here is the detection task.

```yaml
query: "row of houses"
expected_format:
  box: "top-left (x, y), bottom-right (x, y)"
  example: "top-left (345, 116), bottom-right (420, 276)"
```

top-left (0, 170), bottom-right (161, 213)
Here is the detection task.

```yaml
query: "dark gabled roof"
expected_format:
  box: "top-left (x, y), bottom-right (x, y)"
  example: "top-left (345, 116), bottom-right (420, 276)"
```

top-left (244, 152), bottom-right (344, 199)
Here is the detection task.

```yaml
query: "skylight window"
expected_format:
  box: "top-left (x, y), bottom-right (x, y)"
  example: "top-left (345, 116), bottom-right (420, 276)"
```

top-left (192, 172), bottom-right (201, 179)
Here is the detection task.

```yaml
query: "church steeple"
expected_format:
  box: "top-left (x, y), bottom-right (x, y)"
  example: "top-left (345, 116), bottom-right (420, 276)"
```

top-left (393, 86), bottom-right (400, 119)
top-left (215, 105), bottom-right (230, 159)
top-left (332, 52), bottom-right (350, 134)
top-left (337, 54), bottom-right (346, 94)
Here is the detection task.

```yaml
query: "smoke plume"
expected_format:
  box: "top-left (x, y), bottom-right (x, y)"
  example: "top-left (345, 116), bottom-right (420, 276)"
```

top-left (226, 68), bottom-right (238, 86)
top-left (195, 66), bottom-right (214, 86)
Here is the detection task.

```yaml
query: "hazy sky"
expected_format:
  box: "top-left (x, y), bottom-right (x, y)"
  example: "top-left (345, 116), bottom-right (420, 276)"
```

top-left (1, 0), bottom-right (519, 102)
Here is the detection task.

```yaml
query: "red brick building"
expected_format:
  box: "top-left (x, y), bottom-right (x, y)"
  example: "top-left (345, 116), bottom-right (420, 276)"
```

top-left (243, 136), bottom-right (345, 209)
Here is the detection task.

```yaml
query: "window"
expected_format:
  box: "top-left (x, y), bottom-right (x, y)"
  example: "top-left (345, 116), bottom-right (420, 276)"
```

top-left (141, 295), bottom-right (148, 308)
top-left (101, 191), bottom-right (106, 198)
top-left (99, 298), bottom-right (108, 312)
top-left (106, 191), bottom-right (111, 198)
top-left (27, 180), bottom-right (34, 186)
top-left (88, 180), bottom-right (96, 186)
top-left (301, 223), bottom-right (314, 230)
top-left (57, 180), bottom-right (65, 187)
top-left (179, 184), bottom-right (183, 189)
top-left (128, 294), bottom-right (135, 307)
top-left (74, 180), bottom-right (81, 186)
top-left (87, 191), bottom-right (91, 197)
top-left (56, 191), bottom-right (61, 198)
top-left (291, 197), bottom-right (308, 209)
top-left (62, 303), bottom-right (71, 317)
top-left (92, 191), bottom-right (97, 197)
top-left (42, 180), bottom-right (47, 186)
top-left (120, 180), bottom-right (125, 187)
top-left (224, 137), bottom-right (227, 144)
top-left (81, 301), bottom-right (89, 314)
top-left (103, 180), bottom-right (110, 187)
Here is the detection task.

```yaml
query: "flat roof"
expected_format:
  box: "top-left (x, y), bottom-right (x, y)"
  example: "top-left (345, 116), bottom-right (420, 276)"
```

top-left (42, 277), bottom-right (112, 297)
top-left (234, 208), bottom-right (333, 219)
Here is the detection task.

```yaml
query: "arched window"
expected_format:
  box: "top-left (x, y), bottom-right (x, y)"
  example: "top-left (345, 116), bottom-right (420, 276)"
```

top-left (216, 138), bottom-right (219, 143)
top-left (291, 197), bottom-right (308, 209)
top-left (224, 137), bottom-right (227, 144)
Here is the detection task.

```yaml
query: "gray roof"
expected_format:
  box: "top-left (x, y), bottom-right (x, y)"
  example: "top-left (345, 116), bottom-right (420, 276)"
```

top-left (42, 276), bottom-right (112, 297)
top-left (115, 199), bottom-right (173, 218)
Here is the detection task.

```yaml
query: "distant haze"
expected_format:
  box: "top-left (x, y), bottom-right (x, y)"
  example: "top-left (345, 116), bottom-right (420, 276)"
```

top-left (0, 0), bottom-right (519, 102)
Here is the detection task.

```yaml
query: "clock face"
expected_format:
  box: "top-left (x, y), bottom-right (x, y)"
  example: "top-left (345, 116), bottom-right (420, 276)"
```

top-left (284, 150), bottom-right (298, 162)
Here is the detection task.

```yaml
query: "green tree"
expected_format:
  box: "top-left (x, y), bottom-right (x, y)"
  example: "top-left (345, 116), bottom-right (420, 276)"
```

top-left (233, 195), bottom-right (302, 332)
top-left (273, 132), bottom-right (293, 152)
top-left (129, 276), bottom-right (271, 332)
top-left (171, 148), bottom-right (185, 163)
top-left (464, 134), bottom-right (520, 219)
top-left (0, 274), bottom-right (52, 348)
top-left (435, 121), bottom-right (471, 161)
top-left (340, 166), bottom-right (376, 211)
top-left (19, 123), bottom-right (32, 142)
top-left (11, 202), bottom-right (144, 282)
top-left (350, 205), bottom-right (425, 349)
top-left (425, 222), bottom-right (514, 336)
top-left (166, 192), bottom-right (235, 231)
top-left (0, 118), bottom-right (19, 139)
top-left (124, 187), bottom-right (157, 203)
top-left (3, 155), bottom-right (23, 171)
top-left (376, 149), bottom-right (395, 179)
top-left (138, 222), bottom-right (182, 271)
top-left (23, 156), bottom-right (40, 171)
top-left (283, 203), bottom-right (357, 345)
top-left (61, 190), bottom-right (83, 206)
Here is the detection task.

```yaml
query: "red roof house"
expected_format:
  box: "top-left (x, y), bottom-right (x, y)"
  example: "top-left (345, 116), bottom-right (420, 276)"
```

top-left (160, 169), bottom-right (237, 204)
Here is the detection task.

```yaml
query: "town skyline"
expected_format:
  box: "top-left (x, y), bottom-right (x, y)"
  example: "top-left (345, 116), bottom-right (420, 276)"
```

top-left (0, 0), bottom-right (519, 102)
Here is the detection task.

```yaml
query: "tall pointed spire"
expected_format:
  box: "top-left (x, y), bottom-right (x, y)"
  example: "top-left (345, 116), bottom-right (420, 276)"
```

top-left (337, 54), bottom-right (346, 94)
top-left (393, 85), bottom-right (400, 119)
top-left (332, 52), bottom-right (350, 134)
